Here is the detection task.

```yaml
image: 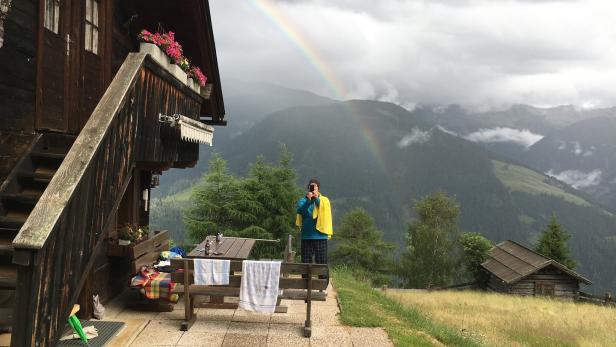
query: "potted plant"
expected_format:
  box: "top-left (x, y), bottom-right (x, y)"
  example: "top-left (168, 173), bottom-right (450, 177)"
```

top-left (137, 29), bottom-right (207, 93)
top-left (118, 224), bottom-right (149, 245)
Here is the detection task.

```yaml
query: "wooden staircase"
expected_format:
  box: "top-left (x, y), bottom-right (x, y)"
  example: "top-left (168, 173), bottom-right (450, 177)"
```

top-left (0, 133), bottom-right (75, 332)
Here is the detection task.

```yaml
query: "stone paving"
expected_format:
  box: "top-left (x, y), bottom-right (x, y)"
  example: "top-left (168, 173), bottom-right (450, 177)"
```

top-left (104, 284), bottom-right (393, 347)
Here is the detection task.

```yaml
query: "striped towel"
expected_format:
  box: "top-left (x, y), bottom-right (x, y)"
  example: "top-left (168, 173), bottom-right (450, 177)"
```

top-left (194, 259), bottom-right (230, 285)
top-left (239, 260), bottom-right (281, 313)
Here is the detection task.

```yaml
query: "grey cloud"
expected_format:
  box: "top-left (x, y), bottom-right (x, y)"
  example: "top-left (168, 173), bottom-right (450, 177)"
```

top-left (436, 125), bottom-right (459, 137)
top-left (464, 127), bottom-right (544, 148)
top-left (397, 128), bottom-right (431, 148)
top-left (546, 169), bottom-right (602, 189)
top-left (211, 0), bottom-right (616, 108)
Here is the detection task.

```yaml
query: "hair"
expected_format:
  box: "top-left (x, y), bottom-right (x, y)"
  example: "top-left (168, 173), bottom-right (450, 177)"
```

top-left (307, 178), bottom-right (320, 190)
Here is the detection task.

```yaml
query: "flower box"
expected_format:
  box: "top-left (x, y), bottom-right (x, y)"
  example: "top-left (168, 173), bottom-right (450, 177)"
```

top-left (107, 230), bottom-right (169, 261)
top-left (139, 41), bottom-right (202, 92)
top-left (139, 42), bottom-right (165, 64)
top-left (186, 77), bottom-right (201, 93)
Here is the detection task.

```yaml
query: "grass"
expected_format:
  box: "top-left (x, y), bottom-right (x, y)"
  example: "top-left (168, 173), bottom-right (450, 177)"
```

top-left (491, 160), bottom-right (590, 207)
top-left (384, 289), bottom-right (616, 347)
top-left (331, 267), bottom-right (479, 347)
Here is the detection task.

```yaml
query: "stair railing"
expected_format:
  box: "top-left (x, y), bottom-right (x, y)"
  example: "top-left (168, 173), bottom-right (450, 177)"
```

top-left (11, 52), bottom-right (205, 346)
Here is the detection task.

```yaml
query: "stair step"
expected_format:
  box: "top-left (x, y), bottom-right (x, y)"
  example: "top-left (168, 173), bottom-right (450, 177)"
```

top-left (0, 227), bottom-right (19, 235)
top-left (34, 167), bottom-right (56, 178)
top-left (0, 266), bottom-right (17, 289)
top-left (1, 193), bottom-right (41, 205)
top-left (30, 150), bottom-right (66, 160)
top-left (0, 239), bottom-right (13, 257)
top-left (18, 171), bottom-right (52, 184)
top-left (0, 215), bottom-right (26, 229)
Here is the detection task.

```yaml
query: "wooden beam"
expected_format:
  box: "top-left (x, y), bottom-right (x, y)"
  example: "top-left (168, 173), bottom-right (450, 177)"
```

top-left (172, 161), bottom-right (197, 169)
top-left (136, 161), bottom-right (174, 171)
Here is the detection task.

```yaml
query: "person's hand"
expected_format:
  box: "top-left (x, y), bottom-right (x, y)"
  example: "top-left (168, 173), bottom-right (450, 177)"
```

top-left (306, 192), bottom-right (314, 199)
top-left (313, 185), bottom-right (320, 197)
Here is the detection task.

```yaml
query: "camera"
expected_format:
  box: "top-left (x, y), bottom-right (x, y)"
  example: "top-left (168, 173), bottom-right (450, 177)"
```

top-left (309, 184), bottom-right (316, 192)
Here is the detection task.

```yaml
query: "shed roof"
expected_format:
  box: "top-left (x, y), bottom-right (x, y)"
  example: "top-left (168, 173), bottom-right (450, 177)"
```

top-left (481, 240), bottom-right (591, 285)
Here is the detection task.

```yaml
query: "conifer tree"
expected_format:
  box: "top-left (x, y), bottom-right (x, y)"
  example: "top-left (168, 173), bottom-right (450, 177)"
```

top-left (183, 153), bottom-right (260, 243)
top-left (535, 215), bottom-right (577, 269)
top-left (184, 148), bottom-right (302, 258)
top-left (400, 192), bottom-right (460, 288)
top-left (240, 147), bottom-right (302, 257)
top-left (330, 208), bottom-right (395, 284)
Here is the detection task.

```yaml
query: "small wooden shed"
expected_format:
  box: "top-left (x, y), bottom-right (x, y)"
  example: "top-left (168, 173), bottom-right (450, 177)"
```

top-left (481, 240), bottom-right (591, 299)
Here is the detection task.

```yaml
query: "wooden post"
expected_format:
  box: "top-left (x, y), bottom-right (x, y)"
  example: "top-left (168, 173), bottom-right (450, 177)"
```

top-left (284, 234), bottom-right (295, 263)
top-left (181, 259), bottom-right (195, 331)
top-left (304, 264), bottom-right (312, 337)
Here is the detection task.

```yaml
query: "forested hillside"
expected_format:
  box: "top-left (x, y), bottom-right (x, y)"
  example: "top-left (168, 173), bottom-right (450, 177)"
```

top-left (152, 93), bottom-right (616, 294)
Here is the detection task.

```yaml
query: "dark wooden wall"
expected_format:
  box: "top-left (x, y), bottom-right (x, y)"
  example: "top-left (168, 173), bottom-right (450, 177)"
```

top-left (87, 168), bottom-right (151, 309)
top-left (0, 0), bottom-right (37, 132)
top-left (487, 275), bottom-right (510, 293)
top-left (0, 0), bottom-right (38, 184)
top-left (514, 268), bottom-right (580, 299)
top-left (487, 266), bottom-right (581, 299)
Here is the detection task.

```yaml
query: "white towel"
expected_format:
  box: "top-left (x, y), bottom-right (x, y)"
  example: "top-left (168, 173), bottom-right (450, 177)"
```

top-left (193, 259), bottom-right (230, 285)
top-left (239, 260), bottom-right (282, 313)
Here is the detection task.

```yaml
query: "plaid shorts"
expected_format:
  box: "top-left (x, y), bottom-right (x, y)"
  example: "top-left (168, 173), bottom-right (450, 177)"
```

top-left (301, 239), bottom-right (328, 264)
top-left (301, 239), bottom-right (329, 283)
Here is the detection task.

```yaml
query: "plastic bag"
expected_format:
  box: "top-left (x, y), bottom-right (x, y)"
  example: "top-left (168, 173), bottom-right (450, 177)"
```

top-left (93, 294), bottom-right (105, 320)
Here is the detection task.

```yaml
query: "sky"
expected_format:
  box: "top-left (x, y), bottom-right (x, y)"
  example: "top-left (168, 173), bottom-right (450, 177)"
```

top-left (209, 0), bottom-right (616, 109)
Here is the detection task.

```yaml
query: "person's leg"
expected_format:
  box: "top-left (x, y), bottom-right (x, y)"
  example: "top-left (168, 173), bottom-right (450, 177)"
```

top-left (301, 239), bottom-right (312, 264)
top-left (301, 239), bottom-right (314, 280)
top-left (314, 239), bottom-right (329, 284)
top-left (314, 239), bottom-right (327, 264)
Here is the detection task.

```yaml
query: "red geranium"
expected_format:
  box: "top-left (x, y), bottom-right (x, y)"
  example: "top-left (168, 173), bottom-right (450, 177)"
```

top-left (139, 29), bottom-right (207, 87)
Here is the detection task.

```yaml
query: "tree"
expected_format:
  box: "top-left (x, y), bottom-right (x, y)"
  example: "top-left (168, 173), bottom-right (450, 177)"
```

top-left (535, 215), bottom-right (577, 269)
top-left (458, 232), bottom-right (492, 283)
top-left (183, 153), bottom-right (261, 243)
top-left (240, 146), bottom-right (302, 257)
top-left (330, 208), bottom-right (395, 285)
top-left (183, 148), bottom-right (302, 259)
top-left (400, 192), bottom-right (460, 288)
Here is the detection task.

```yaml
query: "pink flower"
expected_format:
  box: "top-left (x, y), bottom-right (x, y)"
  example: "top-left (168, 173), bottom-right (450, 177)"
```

top-left (138, 28), bottom-right (207, 86)
top-left (189, 66), bottom-right (207, 86)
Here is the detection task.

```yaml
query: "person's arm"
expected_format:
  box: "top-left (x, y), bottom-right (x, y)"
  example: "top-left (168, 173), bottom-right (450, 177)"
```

top-left (314, 195), bottom-right (321, 206)
top-left (296, 197), bottom-right (311, 215)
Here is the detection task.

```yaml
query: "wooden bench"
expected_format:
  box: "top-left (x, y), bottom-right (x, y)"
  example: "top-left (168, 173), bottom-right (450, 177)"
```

top-left (169, 259), bottom-right (328, 337)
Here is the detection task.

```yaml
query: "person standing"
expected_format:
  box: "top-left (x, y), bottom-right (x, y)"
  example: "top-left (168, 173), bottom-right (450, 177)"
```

top-left (295, 178), bottom-right (333, 278)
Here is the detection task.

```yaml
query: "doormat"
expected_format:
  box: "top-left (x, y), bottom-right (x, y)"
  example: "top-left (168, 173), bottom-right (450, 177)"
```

top-left (58, 321), bottom-right (125, 347)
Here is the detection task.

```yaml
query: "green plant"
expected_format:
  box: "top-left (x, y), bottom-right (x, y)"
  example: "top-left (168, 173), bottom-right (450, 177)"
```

top-left (118, 224), bottom-right (149, 243)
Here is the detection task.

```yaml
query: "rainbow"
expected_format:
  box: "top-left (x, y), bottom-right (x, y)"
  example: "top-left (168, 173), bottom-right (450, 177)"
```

top-left (250, 0), bottom-right (389, 173)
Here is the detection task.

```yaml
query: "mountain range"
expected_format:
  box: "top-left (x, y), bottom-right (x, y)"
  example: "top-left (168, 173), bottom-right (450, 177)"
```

top-left (152, 80), bottom-right (616, 294)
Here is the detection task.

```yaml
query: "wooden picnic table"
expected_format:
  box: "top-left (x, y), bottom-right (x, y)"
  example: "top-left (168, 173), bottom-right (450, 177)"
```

top-left (186, 236), bottom-right (258, 309)
top-left (187, 236), bottom-right (257, 260)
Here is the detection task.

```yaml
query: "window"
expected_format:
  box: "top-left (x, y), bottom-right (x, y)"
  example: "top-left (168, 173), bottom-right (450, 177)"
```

top-left (44, 0), bottom-right (60, 34)
top-left (84, 0), bottom-right (99, 54)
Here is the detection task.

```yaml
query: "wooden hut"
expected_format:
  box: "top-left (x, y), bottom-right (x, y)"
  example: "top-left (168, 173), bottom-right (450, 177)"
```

top-left (0, 0), bottom-right (225, 345)
top-left (481, 240), bottom-right (591, 299)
